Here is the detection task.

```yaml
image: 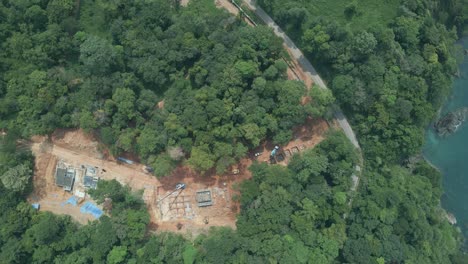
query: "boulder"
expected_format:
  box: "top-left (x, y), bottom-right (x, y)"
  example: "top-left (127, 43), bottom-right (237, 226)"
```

top-left (434, 107), bottom-right (468, 136)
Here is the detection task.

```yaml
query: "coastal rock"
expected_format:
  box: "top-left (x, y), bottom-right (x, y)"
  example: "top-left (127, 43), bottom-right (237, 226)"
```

top-left (404, 154), bottom-right (422, 170)
top-left (434, 107), bottom-right (468, 136)
top-left (445, 212), bottom-right (457, 225)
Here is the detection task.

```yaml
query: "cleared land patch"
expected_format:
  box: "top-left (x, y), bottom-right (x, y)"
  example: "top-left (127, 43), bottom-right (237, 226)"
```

top-left (28, 118), bottom-right (328, 234)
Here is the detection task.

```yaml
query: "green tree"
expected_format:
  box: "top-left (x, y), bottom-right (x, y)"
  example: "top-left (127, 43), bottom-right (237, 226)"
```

top-left (187, 146), bottom-right (215, 173)
top-left (112, 88), bottom-right (137, 121)
top-left (352, 31), bottom-right (377, 56)
top-left (148, 153), bottom-right (176, 177)
top-left (307, 86), bottom-right (335, 118)
top-left (79, 35), bottom-right (118, 75)
top-left (47, 0), bottom-right (74, 23)
top-left (0, 163), bottom-right (32, 192)
top-left (107, 246), bottom-right (127, 264)
top-left (302, 25), bottom-right (330, 54)
top-left (78, 110), bottom-right (98, 132)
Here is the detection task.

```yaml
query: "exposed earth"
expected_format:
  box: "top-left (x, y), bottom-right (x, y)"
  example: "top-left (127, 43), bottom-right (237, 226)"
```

top-left (28, 120), bottom-right (328, 235)
top-left (26, 0), bottom-right (332, 236)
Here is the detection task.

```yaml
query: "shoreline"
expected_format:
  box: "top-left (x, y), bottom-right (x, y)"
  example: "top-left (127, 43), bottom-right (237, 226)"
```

top-left (422, 155), bottom-right (442, 173)
top-left (422, 35), bottom-right (468, 247)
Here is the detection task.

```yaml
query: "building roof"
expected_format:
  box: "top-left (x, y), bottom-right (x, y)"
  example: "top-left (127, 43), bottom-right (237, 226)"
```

top-left (55, 167), bottom-right (75, 191)
top-left (196, 189), bottom-right (213, 207)
top-left (84, 176), bottom-right (98, 189)
top-left (85, 166), bottom-right (96, 177)
top-left (83, 167), bottom-right (98, 189)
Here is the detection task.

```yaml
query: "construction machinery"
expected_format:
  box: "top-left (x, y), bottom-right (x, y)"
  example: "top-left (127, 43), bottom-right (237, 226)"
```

top-left (117, 157), bottom-right (134, 164)
top-left (157, 183), bottom-right (186, 204)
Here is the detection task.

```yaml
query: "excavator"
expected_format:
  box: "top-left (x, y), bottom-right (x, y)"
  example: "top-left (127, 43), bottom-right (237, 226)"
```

top-left (157, 183), bottom-right (186, 204)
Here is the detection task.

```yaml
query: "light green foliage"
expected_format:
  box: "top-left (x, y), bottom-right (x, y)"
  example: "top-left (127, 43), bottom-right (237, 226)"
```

top-left (0, 0), bottom-right (465, 263)
top-left (78, 110), bottom-right (98, 132)
top-left (116, 129), bottom-right (137, 153)
top-left (1, 163), bottom-right (32, 192)
top-left (107, 246), bottom-right (127, 264)
top-left (352, 31), bottom-right (377, 56)
top-left (239, 123), bottom-right (265, 147)
top-left (333, 192), bottom-right (347, 205)
top-left (234, 60), bottom-right (258, 79)
top-left (47, 0), bottom-right (74, 23)
top-left (148, 153), bottom-right (176, 177)
top-left (302, 25), bottom-right (331, 54)
top-left (307, 86), bottom-right (335, 118)
top-left (111, 88), bottom-right (136, 120)
top-left (187, 146), bottom-right (215, 173)
top-left (259, 0), bottom-right (400, 32)
top-left (182, 245), bottom-right (197, 264)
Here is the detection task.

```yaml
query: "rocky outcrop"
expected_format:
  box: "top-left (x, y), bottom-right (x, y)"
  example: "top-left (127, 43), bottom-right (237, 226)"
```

top-left (443, 210), bottom-right (458, 225)
top-left (434, 107), bottom-right (468, 136)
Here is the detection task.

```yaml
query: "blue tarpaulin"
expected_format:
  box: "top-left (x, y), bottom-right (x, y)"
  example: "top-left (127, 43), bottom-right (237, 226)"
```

top-left (62, 196), bottom-right (78, 206)
top-left (80, 202), bottom-right (103, 219)
top-left (32, 203), bottom-right (40, 210)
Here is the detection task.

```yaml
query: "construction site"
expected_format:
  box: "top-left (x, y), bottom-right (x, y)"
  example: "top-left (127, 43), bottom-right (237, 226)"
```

top-left (28, 129), bottom-right (243, 234)
top-left (27, 116), bottom-right (328, 235)
top-left (25, 1), bottom-right (332, 235)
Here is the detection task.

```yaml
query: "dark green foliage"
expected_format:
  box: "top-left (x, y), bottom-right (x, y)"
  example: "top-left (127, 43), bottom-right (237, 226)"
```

top-left (228, 132), bottom-right (356, 262)
top-left (260, 0), bottom-right (466, 262)
top-left (136, 233), bottom-right (190, 263)
top-left (147, 153), bottom-right (177, 177)
top-left (0, 0), bottom-right (466, 263)
top-left (88, 179), bottom-right (146, 214)
top-left (261, 0), bottom-right (463, 163)
top-left (0, 178), bottom-right (155, 263)
top-left (0, 132), bottom-right (34, 195)
top-left (0, 0), bottom-right (315, 175)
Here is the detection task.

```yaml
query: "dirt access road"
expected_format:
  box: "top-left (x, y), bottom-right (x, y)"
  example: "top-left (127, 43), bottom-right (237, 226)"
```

top-left (241, 0), bottom-right (360, 150)
top-left (28, 116), bottom-right (329, 233)
top-left (219, 0), bottom-right (362, 192)
top-left (28, 130), bottom-right (244, 235)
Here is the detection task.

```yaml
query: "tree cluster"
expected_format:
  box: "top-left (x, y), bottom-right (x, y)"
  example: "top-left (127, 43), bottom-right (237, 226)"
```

top-left (0, 0), bottom-right (467, 263)
top-left (0, 0), bottom-right (321, 175)
top-left (258, 0), bottom-right (467, 262)
top-left (0, 130), bottom-right (360, 263)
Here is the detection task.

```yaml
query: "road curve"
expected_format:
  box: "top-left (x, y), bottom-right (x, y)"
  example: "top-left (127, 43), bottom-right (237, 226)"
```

top-left (242, 0), bottom-right (361, 150)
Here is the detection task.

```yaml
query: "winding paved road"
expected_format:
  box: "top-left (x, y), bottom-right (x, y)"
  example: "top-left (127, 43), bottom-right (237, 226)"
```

top-left (242, 0), bottom-right (361, 150)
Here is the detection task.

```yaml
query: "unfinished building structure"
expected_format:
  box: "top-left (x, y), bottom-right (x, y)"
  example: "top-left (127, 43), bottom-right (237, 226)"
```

top-left (83, 166), bottom-right (99, 189)
top-left (196, 189), bottom-right (213, 207)
top-left (55, 162), bottom-right (76, 191)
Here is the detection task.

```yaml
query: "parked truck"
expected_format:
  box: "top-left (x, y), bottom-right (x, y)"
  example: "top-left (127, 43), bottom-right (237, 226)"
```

top-left (117, 157), bottom-right (134, 165)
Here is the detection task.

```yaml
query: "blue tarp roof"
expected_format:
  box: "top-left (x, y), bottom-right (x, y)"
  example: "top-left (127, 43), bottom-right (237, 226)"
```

top-left (62, 196), bottom-right (78, 206)
top-left (32, 203), bottom-right (40, 210)
top-left (80, 202), bottom-right (103, 219)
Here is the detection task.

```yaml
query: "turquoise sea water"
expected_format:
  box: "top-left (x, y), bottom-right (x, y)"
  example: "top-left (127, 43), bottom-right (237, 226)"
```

top-left (423, 37), bottom-right (468, 245)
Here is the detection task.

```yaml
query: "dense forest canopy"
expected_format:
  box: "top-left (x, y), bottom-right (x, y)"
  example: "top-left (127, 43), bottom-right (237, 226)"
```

top-left (258, 0), bottom-right (468, 262)
top-left (0, 0), bottom-right (334, 176)
top-left (259, 0), bottom-right (467, 163)
top-left (0, 0), bottom-right (467, 263)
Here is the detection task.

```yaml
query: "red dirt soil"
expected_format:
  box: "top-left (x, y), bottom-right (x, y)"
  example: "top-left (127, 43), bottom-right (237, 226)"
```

top-left (28, 119), bottom-right (328, 234)
top-left (28, 130), bottom-right (247, 235)
top-left (26, 1), bottom-right (330, 235)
